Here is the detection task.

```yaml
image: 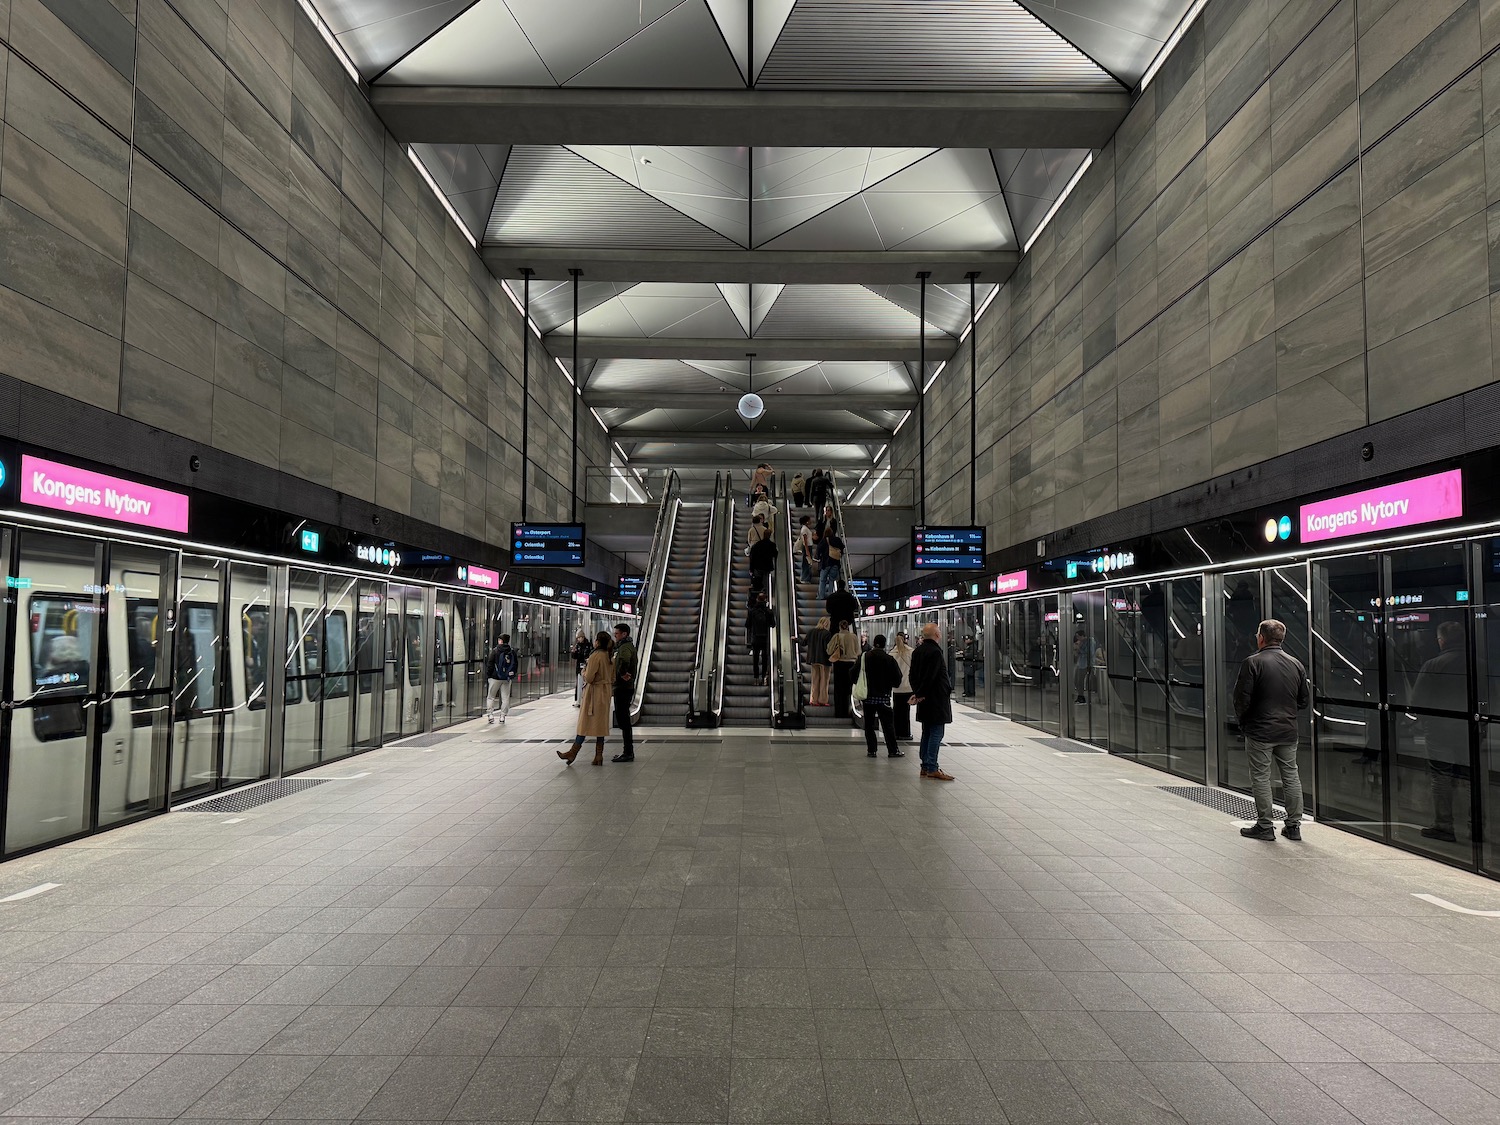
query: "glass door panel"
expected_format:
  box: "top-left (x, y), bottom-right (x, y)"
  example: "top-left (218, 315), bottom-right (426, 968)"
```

top-left (383, 593), bottom-right (404, 741)
top-left (1104, 588), bottom-right (1140, 756)
top-left (1219, 570), bottom-right (1264, 791)
top-left (1069, 590), bottom-right (1107, 747)
top-left (1311, 555), bottom-right (1384, 834)
top-left (1167, 577), bottom-right (1206, 782)
top-left (322, 574), bottom-right (356, 760)
top-left (954, 607), bottom-right (983, 703)
top-left (1134, 582), bottom-right (1170, 772)
top-left (432, 590), bottom-right (454, 729)
top-left (1268, 565), bottom-right (1315, 805)
top-left (4, 531), bottom-right (100, 853)
top-left (226, 562), bottom-right (273, 783)
top-left (283, 569), bottom-right (322, 772)
top-left (173, 555), bottom-right (225, 800)
top-left (354, 581), bottom-right (384, 747)
top-left (401, 585), bottom-right (426, 735)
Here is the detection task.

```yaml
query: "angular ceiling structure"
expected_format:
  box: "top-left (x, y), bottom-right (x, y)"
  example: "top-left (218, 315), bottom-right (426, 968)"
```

top-left (311, 0), bottom-right (1200, 473)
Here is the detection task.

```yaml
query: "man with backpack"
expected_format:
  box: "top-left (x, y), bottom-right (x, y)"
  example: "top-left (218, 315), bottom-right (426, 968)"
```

top-left (486, 633), bottom-right (517, 724)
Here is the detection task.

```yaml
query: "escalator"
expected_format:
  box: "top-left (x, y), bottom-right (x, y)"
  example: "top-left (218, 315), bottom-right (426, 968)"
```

top-left (720, 500), bottom-right (771, 726)
top-left (803, 469), bottom-right (861, 729)
top-left (636, 501), bottom-right (712, 725)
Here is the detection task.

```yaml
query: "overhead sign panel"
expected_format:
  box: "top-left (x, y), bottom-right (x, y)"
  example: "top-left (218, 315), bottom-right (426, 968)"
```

top-left (850, 577), bottom-right (880, 600)
top-left (618, 575), bottom-right (644, 600)
top-left (1300, 469), bottom-right (1463, 544)
top-left (21, 455), bottom-right (190, 533)
top-left (512, 523), bottom-right (586, 566)
top-left (912, 525), bottom-right (986, 570)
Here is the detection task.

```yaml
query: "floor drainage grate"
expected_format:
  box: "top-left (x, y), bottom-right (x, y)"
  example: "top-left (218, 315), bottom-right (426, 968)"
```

top-left (1158, 785), bottom-right (1284, 819)
top-left (179, 778), bottom-right (331, 813)
top-left (1040, 738), bottom-right (1105, 754)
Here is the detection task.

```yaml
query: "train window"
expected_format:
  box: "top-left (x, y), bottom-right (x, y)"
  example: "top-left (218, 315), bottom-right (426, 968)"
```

top-left (355, 612), bottom-right (378, 694)
top-left (178, 605), bottom-right (220, 714)
top-left (325, 611), bottom-right (350, 699)
top-left (300, 609), bottom-right (322, 702)
top-left (384, 614), bottom-right (400, 688)
top-left (406, 616), bottom-right (423, 686)
top-left (285, 609), bottom-right (302, 704)
top-left (124, 600), bottom-right (159, 692)
top-left (27, 596), bottom-right (107, 741)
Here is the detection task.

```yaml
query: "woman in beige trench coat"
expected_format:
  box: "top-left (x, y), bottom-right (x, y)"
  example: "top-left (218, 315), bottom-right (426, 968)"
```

top-left (559, 632), bottom-right (616, 765)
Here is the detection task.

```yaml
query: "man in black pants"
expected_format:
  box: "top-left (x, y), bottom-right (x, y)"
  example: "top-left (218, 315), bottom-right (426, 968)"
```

top-left (611, 623), bottom-right (637, 762)
top-left (746, 593), bottom-right (775, 686)
top-left (857, 635), bottom-right (904, 758)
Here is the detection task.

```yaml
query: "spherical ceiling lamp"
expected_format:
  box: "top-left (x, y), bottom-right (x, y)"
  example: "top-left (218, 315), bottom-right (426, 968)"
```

top-left (737, 351), bottom-right (763, 422)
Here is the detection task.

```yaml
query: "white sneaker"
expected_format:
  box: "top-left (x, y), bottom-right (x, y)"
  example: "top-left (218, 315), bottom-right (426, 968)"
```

top-left (499, 715), bottom-right (506, 723)
top-left (486, 714), bottom-right (494, 725)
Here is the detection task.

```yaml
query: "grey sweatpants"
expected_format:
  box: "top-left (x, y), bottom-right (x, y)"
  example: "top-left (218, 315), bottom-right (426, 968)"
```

top-left (1246, 738), bottom-right (1303, 828)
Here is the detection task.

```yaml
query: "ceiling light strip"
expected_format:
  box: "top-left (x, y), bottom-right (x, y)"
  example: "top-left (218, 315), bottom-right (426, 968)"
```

top-left (1138, 0), bottom-right (1210, 93)
top-left (406, 146), bottom-right (476, 247)
top-left (499, 280), bottom-right (546, 341)
top-left (1021, 152), bottom-right (1094, 255)
top-left (295, 0), bottom-right (361, 83)
top-left (873, 444), bottom-right (887, 464)
top-left (893, 410), bottom-right (913, 436)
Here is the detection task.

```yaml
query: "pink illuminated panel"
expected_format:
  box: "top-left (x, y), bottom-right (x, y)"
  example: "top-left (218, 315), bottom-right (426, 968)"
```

top-left (990, 570), bottom-right (1028, 595)
top-left (21, 455), bottom-right (190, 533)
top-left (465, 565), bottom-right (501, 590)
top-left (1300, 469), bottom-right (1463, 544)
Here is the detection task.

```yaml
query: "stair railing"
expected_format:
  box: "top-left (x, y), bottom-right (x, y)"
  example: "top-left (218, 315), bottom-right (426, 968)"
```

top-left (770, 471), bottom-right (804, 726)
top-left (628, 469), bottom-right (680, 723)
top-left (690, 472), bottom-right (733, 725)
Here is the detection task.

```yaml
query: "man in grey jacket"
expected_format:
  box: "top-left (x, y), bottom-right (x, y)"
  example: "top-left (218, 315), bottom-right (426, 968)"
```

top-left (1232, 619), bottom-right (1310, 841)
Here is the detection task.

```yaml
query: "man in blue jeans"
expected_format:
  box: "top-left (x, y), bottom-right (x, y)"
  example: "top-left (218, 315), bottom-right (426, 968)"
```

top-left (907, 622), bottom-right (954, 781)
top-left (1232, 619), bottom-right (1309, 840)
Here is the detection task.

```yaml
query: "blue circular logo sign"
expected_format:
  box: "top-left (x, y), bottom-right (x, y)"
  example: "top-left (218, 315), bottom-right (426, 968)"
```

top-left (1277, 515), bottom-right (1292, 541)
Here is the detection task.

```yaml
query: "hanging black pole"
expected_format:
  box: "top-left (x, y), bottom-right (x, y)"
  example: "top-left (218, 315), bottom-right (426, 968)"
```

top-left (570, 267), bottom-right (581, 522)
top-left (520, 267), bottom-right (533, 522)
top-left (917, 271), bottom-right (929, 526)
top-left (967, 271), bottom-right (979, 526)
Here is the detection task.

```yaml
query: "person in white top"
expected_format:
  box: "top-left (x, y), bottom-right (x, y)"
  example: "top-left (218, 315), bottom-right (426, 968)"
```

top-left (891, 631), bottom-right (915, 742)
top-left (797, 515), bottom-right (815, 583)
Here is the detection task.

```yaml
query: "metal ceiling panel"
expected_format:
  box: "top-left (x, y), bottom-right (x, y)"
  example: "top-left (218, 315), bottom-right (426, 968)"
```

top-left (684, 358), bottom-right (817, 387)
top-left (410, 141), bottom-right (509, 239)
top-left (487, 147), bottom-right (740, 249)
top-left (756, 360), bottom-right (913, 394)
top-left (717, 283), bottom-right (751, 334)
top-left (566, 283), bottom-right (747, 338)
top-left (751, 0), bottom-right (797, 80)
top-left (523, 278), bottom-right (639, 334)
top-left (760, 196), bottom-right (885, 252)
top-left (320, 0), bottom-right (477, 77)
top-left (750, 284), bottom-right (784, 333)
top-left (504, 0), bottom-right (683, 84)
top-left (588, 359), bottom-right (735, 393)
top-left (568, 146), bottom-right (750, 246)
top-left (864, 282), bottom-right (996, 336)
top-left (995, 148), bottom-right (1091, 247)
top-left (877, 195), bottom-right (1015, 252)
top-left (752, 147), bottom-right (932, 245)
top-left (379, 0), bottom-right (554, 84)
top-left (755, 284), bottom-right (950, 338)
top-left (756, 0), bottom-right (1122, 90)
top-left (1018, 0), bottom-right (1189, 84)
top-left (704, 0), bottom-right (750, 82)
top-left (566, 0), bottom-right (745, 88)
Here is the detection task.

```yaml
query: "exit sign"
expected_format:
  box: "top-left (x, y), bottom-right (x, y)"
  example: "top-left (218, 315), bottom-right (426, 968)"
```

top-left (299, 529), bottom-right (320, 553)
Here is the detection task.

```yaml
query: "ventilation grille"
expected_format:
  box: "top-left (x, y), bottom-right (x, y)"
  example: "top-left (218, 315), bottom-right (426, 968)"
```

top-left (1158, 786), bottom-right (1285, 820)
top-left (179, 778), bottom-right (331, 813)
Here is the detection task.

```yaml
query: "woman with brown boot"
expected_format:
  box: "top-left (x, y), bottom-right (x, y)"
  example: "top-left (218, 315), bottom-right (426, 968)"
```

top-left (559, 631), bottom-right (615, 765)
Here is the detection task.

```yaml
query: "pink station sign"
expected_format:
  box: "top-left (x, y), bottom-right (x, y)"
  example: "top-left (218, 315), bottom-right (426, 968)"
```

top-left (990, 569), bottom-right (1028, 595)
top-left (21, 455), bottom-right (190, 533)
top-left (465, 565), bottom-right (501, 591)
top-left (1300, 469), bottom-right (1463, 544)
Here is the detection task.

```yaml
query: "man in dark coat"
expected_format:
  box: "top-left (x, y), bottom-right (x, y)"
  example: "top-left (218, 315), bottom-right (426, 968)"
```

top-left (1231, 618), bottom-right (1308, 839)
top-left (746, 593), bottom-right (775, 686)
top-left (908, 622), bottom-right (954, 780)
top-left (749, 530), bottom-right (778, 596)
top-left (856, 635), bottom-right (904, 759)
top-left (610, 623), bottom-right (638, 762)
top-left (825, 579), bottom-right (859, 633)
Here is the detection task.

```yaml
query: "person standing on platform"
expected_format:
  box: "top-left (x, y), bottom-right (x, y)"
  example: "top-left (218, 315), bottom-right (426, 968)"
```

top-left (827, 619), bottom-right (860, 718)
top-left (857, 635), bottom-right (904, 758)
top-left (559, 632), bottom-right (614, 765)
top-left (806, 614), bottom-right (832, 708)
top-left (611, 623), bottom-right (637, 762)
top-left (891, 631), bottom-right (914, 741)
top-left (746, 592), bottom-right (775, 686)
top-left (909, 623), bottom-right (955, 780)
top-left (485, 633), bottom-right (517, 724)
top-left (571, 629), bottom-right (591, 707)
top-left (1232, 619), bottom-right (1308, 840)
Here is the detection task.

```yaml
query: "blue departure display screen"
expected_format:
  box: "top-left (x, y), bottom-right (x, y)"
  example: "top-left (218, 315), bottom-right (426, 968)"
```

top-left (511, 523), bottom-right (586, 567)
top-left (912, 526), bottom-right (986, 570)
top-left (618, 575), bottom-right (644, 599)
top-left (850, 577), bottom-right (880, 600)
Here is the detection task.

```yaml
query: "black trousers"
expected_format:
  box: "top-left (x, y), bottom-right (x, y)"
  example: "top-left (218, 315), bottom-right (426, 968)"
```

top-left (613, 690), bottom-right (634, 755)
top-left (751, 639), bottom-right (768, 680)
top-left (893, 692), bottom-right (913, 739)
top-left (832, 661), bottom-right (853, 718)
top-left (864, 701), bottom-right (898, 755)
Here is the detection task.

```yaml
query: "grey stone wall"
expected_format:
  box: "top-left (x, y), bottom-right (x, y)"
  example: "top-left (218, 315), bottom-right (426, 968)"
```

top-left (0, 0), bottom-right (603, 551)
top-left (900, 0), bottom-right (1500, 563)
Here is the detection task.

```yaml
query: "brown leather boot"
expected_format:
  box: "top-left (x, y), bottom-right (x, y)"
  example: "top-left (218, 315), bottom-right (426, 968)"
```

top-left (557, 740), bottom-right (581, 764)
top-left (592, 739), bottom-right (605, 766)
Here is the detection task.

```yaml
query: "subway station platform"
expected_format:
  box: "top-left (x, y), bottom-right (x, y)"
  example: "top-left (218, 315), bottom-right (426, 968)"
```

top-left (3, 698), bottom-right (1500, 1124)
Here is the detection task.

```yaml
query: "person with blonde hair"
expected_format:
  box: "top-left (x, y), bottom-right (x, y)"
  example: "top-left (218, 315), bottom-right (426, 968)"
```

top-left (890, 631), bottom-right (914, 741)
top-left (559, 632), bottom-right (615, 766)
top-left (805, 614), bottom-right (832, 707)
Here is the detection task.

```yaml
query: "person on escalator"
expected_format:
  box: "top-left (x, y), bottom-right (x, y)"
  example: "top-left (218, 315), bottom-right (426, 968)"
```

top-left (747, 513), bottom-right (769, 551)
top-left (791, 471), bottom-right (807, 507)
top-left (825, 578), bottom-right (858, 634)
top-left (827, 619), bottom-right (860, 719)
top-left (752, 491), bottom-right (778, 530)
top-left (817, 520), bottom-right (844, 600)
top-left (808, 468), bottom-right (831, 514)
top-left (750, 463), bottom-right (774, 503)
top-left (747, 593), bottom-right (775, 687)
top-left (805, 614), bottom-right (832, 708)
top-left (749, 529), bottom-right (778, 596)
top-left (797, 516), bottom-right (816, 583)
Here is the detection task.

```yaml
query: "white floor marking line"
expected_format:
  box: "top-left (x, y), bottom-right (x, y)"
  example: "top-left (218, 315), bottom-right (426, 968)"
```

top-left (222, 818), bottom-right (244, 824)
top-left (1413, 893), bottom-right (1500, 917)
top-left (1, 882), bottom-right (60, 902)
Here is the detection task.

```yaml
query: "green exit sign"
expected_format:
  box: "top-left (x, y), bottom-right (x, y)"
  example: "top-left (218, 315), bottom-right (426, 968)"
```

top-left (299, 529), bottom-right (320, 553)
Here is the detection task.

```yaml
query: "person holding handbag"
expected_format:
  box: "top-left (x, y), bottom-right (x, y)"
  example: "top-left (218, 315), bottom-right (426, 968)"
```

top-left (805, 614), bottom-right (832, 707)
top-left (559, 632), bottom-right (615, 766)
top-left (818, 519), bottom-right (844, 599)
top-left (855, 635), bottom-right (903, 758)
top-left (826, 618), bottom-right (860, 718)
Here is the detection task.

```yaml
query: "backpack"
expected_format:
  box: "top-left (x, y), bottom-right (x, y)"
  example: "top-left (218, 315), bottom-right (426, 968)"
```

top-left (489, 646), bottom-right (515, 680)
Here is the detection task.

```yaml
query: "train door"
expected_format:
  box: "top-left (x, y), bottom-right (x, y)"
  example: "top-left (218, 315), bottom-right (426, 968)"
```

top-left (455, 594), bottom-right (482, 720)
top-left (952, 606), bottom-right (983, 704)
top-left (354, 580), bottom-right (384, 747)
top-left (225, 561), bottom-right (275, 783)
top-left (433, 589), bottom-right (455, 729)
top-left (988, 602), bottom-right (1011, 718)
top-left (401, 584), bottom-right (428, 735)
top-left (283, 569), bottom-right (323, 772)
top-left (382, 589), bottom-right (403, 742)
top-left (1068, 589), bottom-right (1108, 747)
top-left (320, 573), bottom-right (356, 761)
top-left (171, 555), bottom-right (227, 801)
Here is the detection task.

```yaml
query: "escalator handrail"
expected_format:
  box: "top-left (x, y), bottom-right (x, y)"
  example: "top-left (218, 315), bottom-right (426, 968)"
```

top-left (769, 471), bottom-right (801, 722)
top-left (709, 473), bottom-right (735, 717)
top-left (629, 478), bottom-right (682, 722)
top-left (692, 472), bottom-right (731, 720)
top-left (829, 469), bottom-right (860, 617)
